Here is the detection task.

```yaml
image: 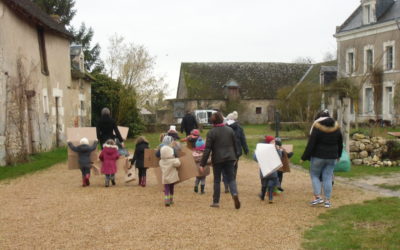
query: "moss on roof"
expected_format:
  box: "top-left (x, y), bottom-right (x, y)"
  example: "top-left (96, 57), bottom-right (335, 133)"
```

top-left (179, 62), bottom-right (311, 100)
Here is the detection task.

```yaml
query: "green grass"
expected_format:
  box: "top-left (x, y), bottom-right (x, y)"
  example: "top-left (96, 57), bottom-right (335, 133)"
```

top-left (302, 197), bottom-right (400, 249)
top-left (376, 184), bottom-right (400, 191)
top-left (0, 147), bottom-right (67, 182)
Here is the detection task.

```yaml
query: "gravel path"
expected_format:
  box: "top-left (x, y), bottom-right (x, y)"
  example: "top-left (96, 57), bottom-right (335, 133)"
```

top-left (0, 159), bottom-right (378, 249)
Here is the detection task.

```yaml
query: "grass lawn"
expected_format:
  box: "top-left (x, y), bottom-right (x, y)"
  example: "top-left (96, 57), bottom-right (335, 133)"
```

top-left (0, 147), bottom-right (67, 182)
top-left (375, 184), bottom-right (400, 191)
top-left (302, 197), bottom-right (400, 249)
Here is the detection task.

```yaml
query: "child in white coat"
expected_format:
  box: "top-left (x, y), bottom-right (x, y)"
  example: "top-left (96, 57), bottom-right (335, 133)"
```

top-left (159, 145), bottom-right (181, 206)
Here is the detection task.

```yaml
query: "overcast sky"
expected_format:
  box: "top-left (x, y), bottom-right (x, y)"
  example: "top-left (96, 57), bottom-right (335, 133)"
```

top-left (72, 0), bottom-right (360, 98)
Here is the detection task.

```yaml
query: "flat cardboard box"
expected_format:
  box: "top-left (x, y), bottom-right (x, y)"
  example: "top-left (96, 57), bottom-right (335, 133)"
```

top-left (255, 143), bottom-right (282, 177)
top-left (144, 149), bottom-right (160, 168)
top-left (153, 146), bottom-right (198, 191)
top-left (282, 144), bottom-right (293, 153)
top-left (66, 127), bottom-right (99, 170)
top-left (117, 126), bottom-right (129, 140)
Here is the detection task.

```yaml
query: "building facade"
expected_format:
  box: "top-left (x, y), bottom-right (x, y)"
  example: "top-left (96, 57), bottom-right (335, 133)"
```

top-left (0, 0), bottom-right (92, 165)
top-left (335, 0), bottom-right (400, 124)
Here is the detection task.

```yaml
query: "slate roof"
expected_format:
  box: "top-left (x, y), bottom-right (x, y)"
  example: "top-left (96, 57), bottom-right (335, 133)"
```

top-left (337, 0), bottom-right (400, 33)
top-left (177, 62), bottom-right (311, 100)
top-left (1, 0), bottom-right (72, 38)
top-left (301, 60), bottom-right (337, 84)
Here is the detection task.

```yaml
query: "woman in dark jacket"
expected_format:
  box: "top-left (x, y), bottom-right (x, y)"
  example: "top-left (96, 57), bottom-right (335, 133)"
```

top-left (131, 136), bottom-right (149, 187)
top-left (227, 117), bottom-right (249, 178)
top-left (96, 108), bottom-right (124, 149)
top-left (200, 112), bottom-right (241, 209)
top-left (301, 110), bottom-right (343, 208)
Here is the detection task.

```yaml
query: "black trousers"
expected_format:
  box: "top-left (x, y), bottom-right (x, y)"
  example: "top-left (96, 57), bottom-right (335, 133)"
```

top-left (80, 166), bottom-right (91, 177)
top-left (138, 168), bottom-right (147, 178)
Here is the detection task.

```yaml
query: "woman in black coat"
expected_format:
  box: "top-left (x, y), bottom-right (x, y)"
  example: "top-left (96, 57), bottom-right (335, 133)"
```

top-left (200, 112), bottom-right (241, 209)
top-left (96, 108), bottom-right (124, 149)
top-left (131, 136), bottom-right (149, 187)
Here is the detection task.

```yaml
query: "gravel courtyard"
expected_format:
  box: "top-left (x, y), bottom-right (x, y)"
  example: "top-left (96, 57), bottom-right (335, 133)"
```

top-left (0, 159), bottom-right (377, 249)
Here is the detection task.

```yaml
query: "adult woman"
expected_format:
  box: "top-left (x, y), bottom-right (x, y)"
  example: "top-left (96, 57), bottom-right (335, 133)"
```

top-left (96, 108), bottom-right (124, 149)
top-left (200, 112), bottom-right (240, 209)
top-left (301, 110), bottom-right (343, 208)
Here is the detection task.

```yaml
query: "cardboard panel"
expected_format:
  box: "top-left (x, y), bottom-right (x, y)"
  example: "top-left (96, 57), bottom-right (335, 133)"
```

top-left (117, 126), bottom-right (129, 140)
top-left (153, 146), bottom-right (198, 191)
top-left (255, 143), bottom-right (282, 177)
top-left (144, 149), bottom-right (159, 168)
top-left (282, 144), bottom-right (293, 153)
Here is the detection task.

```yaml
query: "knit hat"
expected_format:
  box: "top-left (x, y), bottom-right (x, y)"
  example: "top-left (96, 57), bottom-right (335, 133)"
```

top-left (168, 125), bottom-right (177, 132)
top-left (80, 137), bottom-right (89, 145)
top-left (227, 111), bottom-right (238, 120)
top-left (195, 138), bottom-right (205, 151)
top-left (265, 135), bottom-right (275, 144)
top-left (191, 129), bottom-right (200, 136)
top-left (275, 137), bottom-right (282, 146)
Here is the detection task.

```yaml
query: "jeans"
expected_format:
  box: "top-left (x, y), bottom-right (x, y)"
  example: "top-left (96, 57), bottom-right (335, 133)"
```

top-left (213, 161), bottom-right (238, 204)
top-left (195, 177), bottom-right (206, 186)
top-left (310, 157), bottom-right (336, 200)
top-left (222, 157), bottom-right (240, 184)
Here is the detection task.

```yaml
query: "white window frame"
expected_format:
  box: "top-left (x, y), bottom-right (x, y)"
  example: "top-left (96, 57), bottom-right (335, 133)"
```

top-left (346, 48), bottom-right (356, 75)
top-left (363, 45), bottom-right (374, 73)
top-left (363, 4), bottom-right (371, 24)
top-left (42, 88), bottom-right (49, 114)
top-left (383, 40), bottom-right (395, 72)
top-left (382, 81), bottom-right (395, 118)
top-left (363, 85), bottom-right (374, 115)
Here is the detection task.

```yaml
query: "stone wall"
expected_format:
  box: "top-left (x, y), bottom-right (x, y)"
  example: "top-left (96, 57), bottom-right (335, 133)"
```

top-left (349, 133), bottom-right (400, 167)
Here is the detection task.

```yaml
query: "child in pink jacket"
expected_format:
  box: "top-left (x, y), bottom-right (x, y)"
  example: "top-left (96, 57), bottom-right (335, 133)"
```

top-left (99, 139), bottom-right (120, 187)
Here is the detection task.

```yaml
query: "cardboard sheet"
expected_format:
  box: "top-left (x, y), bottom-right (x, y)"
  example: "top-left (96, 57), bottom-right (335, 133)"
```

top-left (117, 126), bottom-right (129, 140)
top-left (282, 144), bottom-right (293, 153)
top-left (144, 149), bottom-right (160, 168)
top-left (66, 127), bottom-right (99, 170)
top-left (153, 146), bottom-right (198, 191)
top-left (255, 143), bottom-right (282, 177)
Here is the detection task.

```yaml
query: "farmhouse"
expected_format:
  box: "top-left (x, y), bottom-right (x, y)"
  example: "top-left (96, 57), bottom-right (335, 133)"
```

top-left (335, 0), bottom-right (400, 124)
top-left (164, 62), bottom-right (312, 125)
top-left (0, 0), bottom-right (92, 165)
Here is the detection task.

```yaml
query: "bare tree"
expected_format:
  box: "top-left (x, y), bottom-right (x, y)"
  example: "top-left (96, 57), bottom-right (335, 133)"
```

top-left (105, 34), bottom-right (167, 111)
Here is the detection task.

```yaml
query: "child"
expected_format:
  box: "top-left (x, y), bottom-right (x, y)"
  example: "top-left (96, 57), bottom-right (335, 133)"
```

top-left (99, 139), bottom-right (120, 187)
top-left (67, 138), bottom-right (98, 187)
top-left (156, 135), bottom-right (181, 158)
top-left (254, 135), bottom-right (280, 203)
top-left (167, 125), bottom-right (180, 141)
top-left (159, 144), bottom-right (181, 206)
top-left (130, 136), bottom-right (149, 187)
top-left (192, 138), bottom-right (209, 194)
top-left (274, 137), bottom-right (293, 192)
top-left (181, 129), bottom-right (200, 149)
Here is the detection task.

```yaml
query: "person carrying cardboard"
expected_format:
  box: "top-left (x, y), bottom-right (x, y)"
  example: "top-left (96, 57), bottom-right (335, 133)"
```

top-left (67, 138), bottom-right (98, 187)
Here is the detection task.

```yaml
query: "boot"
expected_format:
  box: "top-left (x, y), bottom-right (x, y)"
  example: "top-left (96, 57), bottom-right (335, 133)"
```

top-left (82, 177), bottom-right (87, 187)
top-left (200, 185), bottom-right (205, 194)
top-left (232, 195), bottom-right (241, 209)
top-left (259, 186), bottom-right (267, 201)
top-left (224, 184), bottom-right (229, 193)
top-left (194, 185), bottom-right (198, 193)
top-left (142, 176), bottom-right (146, 187)
top-left (111, 175), bottom-right (116, 186)
top-left (85, 174), bottom-right (90, 186)
top-left (164, 195), bottom-right (170, 207)
top-left (170, 195), bottom-right (174, 205)
top-left (105, 176), bottom-right (110, 187)
top-left (138, 177), bottom-right (142, 186)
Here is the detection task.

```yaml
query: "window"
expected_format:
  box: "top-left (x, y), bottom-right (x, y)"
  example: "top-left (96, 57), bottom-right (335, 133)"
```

top-left (366, 49), bottom-right (373, 72)
top-left (365, 88), bottom-right (373, 114)
top-left (43, 95), bottom-right (49, 113)
top-left (37, 27), bottom-right (49, 75)
top-left (256, 107), bottom-right (262, 114)
top-left (364, 5), bottom-right (371, 24)
top-left (386, 46), bottom-right (393, 70)
top-left (347, 51), bottom-right (355, 74)
top-left (386, 86), bottom-right (393, 115)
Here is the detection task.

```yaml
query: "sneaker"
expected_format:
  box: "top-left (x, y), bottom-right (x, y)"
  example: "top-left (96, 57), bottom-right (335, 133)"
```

top-left (324, 201), bottom-right (331, 208)
top-left (232, 195), bottom-right (241, 209)
top-left (210, 203), bottom-right (220, 208)
top-left (194, 186), bottom-right (198, 193)
top-left (269, 200), bottom-right (274, 204)
top-left (310, 197), bottom-right (324, 205)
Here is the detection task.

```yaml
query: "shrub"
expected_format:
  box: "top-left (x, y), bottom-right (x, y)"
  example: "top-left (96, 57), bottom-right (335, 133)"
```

top-left (383, 140), bottom-right (400, 160)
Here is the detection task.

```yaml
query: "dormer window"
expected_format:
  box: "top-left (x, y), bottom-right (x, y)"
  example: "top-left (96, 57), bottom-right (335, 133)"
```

top-left (365, 5), bottom-right (371, 24)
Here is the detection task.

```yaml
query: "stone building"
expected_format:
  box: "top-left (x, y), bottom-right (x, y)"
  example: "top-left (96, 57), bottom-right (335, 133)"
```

top-left (0, 0), bottom-right (92, 165)
top-left (335, 0), bottom-right (400, 124)
top-left (161, 62), bottom-right (312, 125)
